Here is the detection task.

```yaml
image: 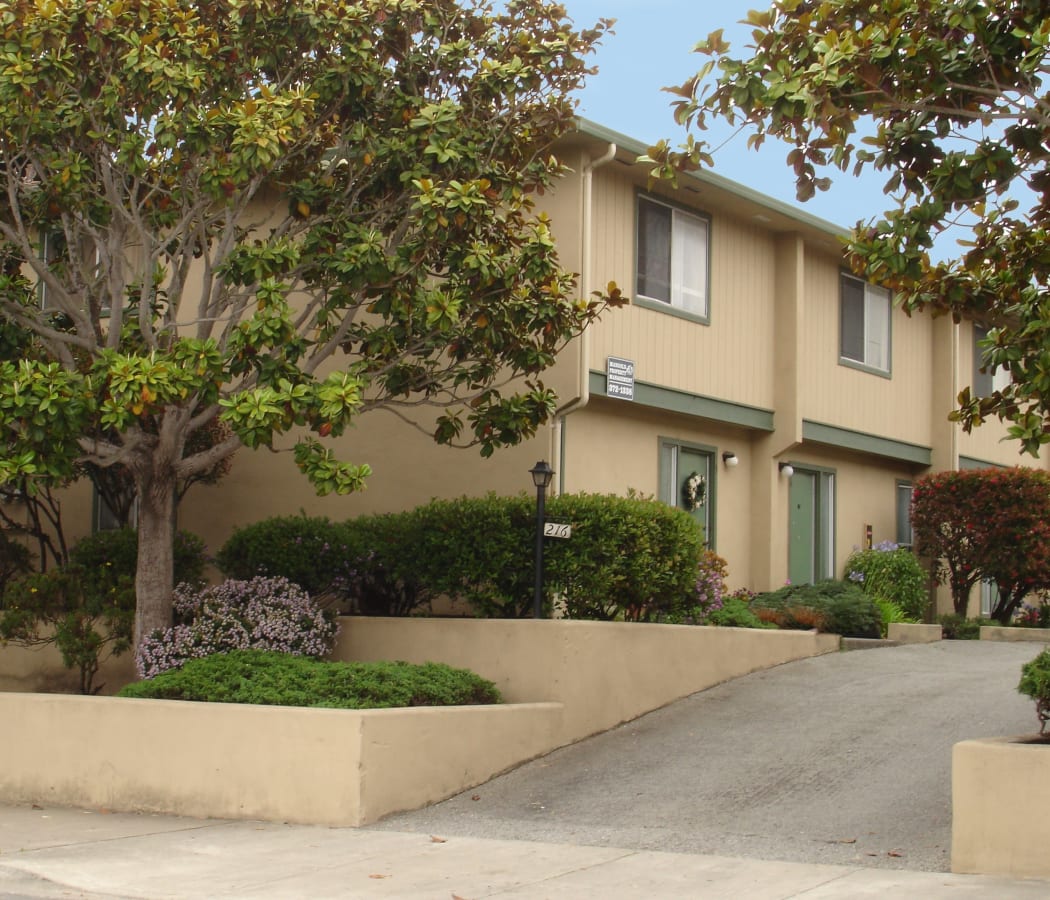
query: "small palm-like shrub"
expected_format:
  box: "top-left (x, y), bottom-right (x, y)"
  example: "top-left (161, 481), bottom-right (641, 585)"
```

top-left (136, 576), bottom-right (338, 678)
top-left (120, 649), bottom-right (501, 708)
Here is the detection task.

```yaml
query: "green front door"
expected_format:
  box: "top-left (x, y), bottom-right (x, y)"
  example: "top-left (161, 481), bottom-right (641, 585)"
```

top-left (678, 446), bottom-right (711, 541)
top-left (789, 470), bottom-right (818, 585)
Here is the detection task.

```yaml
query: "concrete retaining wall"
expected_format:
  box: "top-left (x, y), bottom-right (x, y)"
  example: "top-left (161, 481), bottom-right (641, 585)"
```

top-left (952, 735), bottom-right (1050, 877)
top-left (0, 619), bottom-right (839, 825)
top-left (979, 626), bottom-right (1050, 643)
top-left (887, 623), bottom-right (942, 644)
top-left (334, 618), bottom-right (841, 746)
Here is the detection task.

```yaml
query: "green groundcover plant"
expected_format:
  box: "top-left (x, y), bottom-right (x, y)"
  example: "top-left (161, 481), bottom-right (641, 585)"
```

top-left (118, 649), bottom-right (502, 709)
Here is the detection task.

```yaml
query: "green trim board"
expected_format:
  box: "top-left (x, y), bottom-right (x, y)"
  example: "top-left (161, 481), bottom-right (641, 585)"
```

top-left (588, 372), bottom-right (774, 431)
top-left (958, 456), bottom-right (1008, 471)
top-left (801, 420), bottom-right (932, 466)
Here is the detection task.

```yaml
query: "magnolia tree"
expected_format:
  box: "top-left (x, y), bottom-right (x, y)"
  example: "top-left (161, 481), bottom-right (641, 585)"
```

top-left (911, 468), bottom-right (1050, 622)
top-left (0, 0), bottom-right (622, 648)
top-left (654, 0), bottom-right (1050, 452)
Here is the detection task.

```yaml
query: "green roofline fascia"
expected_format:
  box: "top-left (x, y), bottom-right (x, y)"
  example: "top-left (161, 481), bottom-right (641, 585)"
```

top-left (588, 371), bottom-right (774, 431)
top-left (958, 455), bottom-right (1008, 471)
top-left (573, 117), bottom-right (847, 241)
top-left (802, 420), bottom-right (932, 466)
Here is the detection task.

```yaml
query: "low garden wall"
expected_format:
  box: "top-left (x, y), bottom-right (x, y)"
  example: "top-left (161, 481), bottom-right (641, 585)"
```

top-left (952, 736), bottom-right (1050, 877)
top-left (0, 620), bottom-right (839, 825)
top-left (333, 617), bottom-right (840, 747)
top-left (979, 625), bottom-right (1050, 643)
top-left (887, 622), bottom-right (941, 644)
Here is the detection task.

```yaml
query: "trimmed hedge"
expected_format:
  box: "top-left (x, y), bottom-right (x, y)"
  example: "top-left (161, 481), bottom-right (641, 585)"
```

top-left (751, 580), bottom-right (881, 638)
top-left (217, 493), bottom-right (705, 621)
top-left (118, 649), bottom-right (502, 708)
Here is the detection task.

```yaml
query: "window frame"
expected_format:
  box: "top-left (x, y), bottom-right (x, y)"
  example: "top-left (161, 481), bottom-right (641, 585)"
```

top-left (839, 272), bottom-right (892, 377)
top-left (635, 193), bottom-right (711, 324)
top-left (895, 480), bottom-right (914, 549)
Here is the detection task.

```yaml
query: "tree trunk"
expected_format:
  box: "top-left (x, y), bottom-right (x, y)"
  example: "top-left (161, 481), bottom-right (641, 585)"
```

top-left (133, 468), bottom-right (177, 653)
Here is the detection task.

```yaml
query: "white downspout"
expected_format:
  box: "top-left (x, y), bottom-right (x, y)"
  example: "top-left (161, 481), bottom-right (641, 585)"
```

top-left (552, 142), bottom-right (617, 494)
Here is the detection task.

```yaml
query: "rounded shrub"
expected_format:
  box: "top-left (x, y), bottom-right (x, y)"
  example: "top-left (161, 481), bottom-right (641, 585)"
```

top-left (844, 542), bottom-right (928, 620)
top-left (136, 575), bottom-right (339, 678)
top-left (216, 516), bottom-right (351, 598)
top-left (120, 649), bottom-right (501, 708)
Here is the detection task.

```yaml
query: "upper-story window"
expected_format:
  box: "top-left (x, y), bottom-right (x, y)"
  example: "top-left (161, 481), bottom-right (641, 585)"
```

top-left (38, 231), bottom-right (66, 310)
top-left (840, 272), bottom-right (891, 375)
top-left (973, 325), bottom-right (1010, 395)
top-left (636, 194), bottom-right (709, 320)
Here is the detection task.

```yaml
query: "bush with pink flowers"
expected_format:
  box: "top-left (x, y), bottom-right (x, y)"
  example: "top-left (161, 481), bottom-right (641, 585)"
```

top-left (136, 576), bottom-right (339, 679)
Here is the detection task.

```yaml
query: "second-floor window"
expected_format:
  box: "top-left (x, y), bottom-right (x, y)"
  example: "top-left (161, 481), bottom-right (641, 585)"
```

top-left (973, 326), bottom-right (1011, 395)
top-left (840, 272), bottom-right (891, 374)
top-left (636, 194), bottom-right (709, 320)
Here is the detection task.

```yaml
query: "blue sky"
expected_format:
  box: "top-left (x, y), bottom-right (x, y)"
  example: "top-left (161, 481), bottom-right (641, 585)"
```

top-left (560, 0), bottom-right (890, 232)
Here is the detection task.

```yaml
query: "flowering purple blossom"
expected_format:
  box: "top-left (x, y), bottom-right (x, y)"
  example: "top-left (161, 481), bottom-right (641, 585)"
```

top-left (690, 562), bottom-right (725, 619)
top-left (136, 576), bottom-right (340, 678)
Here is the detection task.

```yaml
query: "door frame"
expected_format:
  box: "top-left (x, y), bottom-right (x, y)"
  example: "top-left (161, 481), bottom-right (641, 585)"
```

top-left (786, 463), bottom-right (836, 584)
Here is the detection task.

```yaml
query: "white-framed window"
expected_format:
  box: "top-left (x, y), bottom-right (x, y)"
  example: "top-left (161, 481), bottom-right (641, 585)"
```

top-left (973, 325), bottom-right (1011, 396)
top-left (840, 273), bottom-right (891, 374)
top-left (636, 194), bottom-right (709, 320)
top-left (896, 481), bottom-right (914, 548)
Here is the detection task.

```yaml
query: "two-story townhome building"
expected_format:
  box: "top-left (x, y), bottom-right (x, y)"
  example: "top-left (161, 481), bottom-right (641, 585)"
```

top-left (61, 119), bottom-right (1047, 614)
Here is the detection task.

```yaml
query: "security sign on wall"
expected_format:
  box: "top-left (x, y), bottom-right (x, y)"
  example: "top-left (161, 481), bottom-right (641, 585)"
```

top-left (606, 356), bottom-right (635, 401)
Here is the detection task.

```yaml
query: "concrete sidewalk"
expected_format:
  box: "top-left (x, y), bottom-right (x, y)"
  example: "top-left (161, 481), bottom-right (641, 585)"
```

top-left (1, 804), bottom-right (1048, 899)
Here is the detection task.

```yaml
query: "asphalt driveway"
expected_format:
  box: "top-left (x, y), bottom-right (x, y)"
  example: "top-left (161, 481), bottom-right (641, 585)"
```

top-left (370, 640), bottom-right (1041, 872)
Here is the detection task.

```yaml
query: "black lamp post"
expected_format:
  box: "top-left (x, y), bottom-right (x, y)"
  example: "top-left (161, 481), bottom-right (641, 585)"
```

top-left (530, 460), bottom-right (554, 618)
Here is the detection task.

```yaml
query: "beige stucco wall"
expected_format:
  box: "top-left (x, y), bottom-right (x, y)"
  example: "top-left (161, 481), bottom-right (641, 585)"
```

top-left (334, 617), bottom-right (839, 746)
top-left (0, 691), bottom-right (562, 826)
top-left (781, 443), bottom-right (923, 581)
top-left (952, 736), bottom-right (1050, 877)
top-left (0, 641), bottom-right (136, 695)
top-left (0, 619), bottom-right (838, 826)
top-left (559, 399), bottom-right (755, 589)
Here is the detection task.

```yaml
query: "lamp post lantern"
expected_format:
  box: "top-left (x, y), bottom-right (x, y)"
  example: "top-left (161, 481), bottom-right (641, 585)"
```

top-left (529, 460), bottom-right (554, 618)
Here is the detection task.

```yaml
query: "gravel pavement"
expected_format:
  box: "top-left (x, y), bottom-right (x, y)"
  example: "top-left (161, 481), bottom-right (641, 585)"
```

top-left (369, 641), bottom-right (1041, 873)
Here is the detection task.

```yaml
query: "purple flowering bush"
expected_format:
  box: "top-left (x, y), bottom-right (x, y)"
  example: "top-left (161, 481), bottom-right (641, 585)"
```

top-left (136, 576), bottom-right (339, 678)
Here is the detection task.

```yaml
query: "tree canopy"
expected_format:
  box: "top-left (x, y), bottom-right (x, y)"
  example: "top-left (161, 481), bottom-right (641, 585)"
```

top-left (0, 0), bottom-right (619, 645)
top-left (654, 0), bottom-right (1050, 452)
top-left (911, 467), bottom-right (1050, 622)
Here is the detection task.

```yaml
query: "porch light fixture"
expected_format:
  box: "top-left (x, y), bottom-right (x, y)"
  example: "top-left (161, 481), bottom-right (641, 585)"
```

top-left (722, 451), bottom-right (739, 468)
top-left (529, 461), bottom-right (555, 619)
top-left (779, 462), bottom-right (795, 478)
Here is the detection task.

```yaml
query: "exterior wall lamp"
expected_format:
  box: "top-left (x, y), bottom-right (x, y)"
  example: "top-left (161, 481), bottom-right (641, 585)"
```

top-left (529, 461), bottom-right (555, 619)
top-left (779, 462), bottom-right (795, 478)
top-left (722, 451), bottom-right (739, 468)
